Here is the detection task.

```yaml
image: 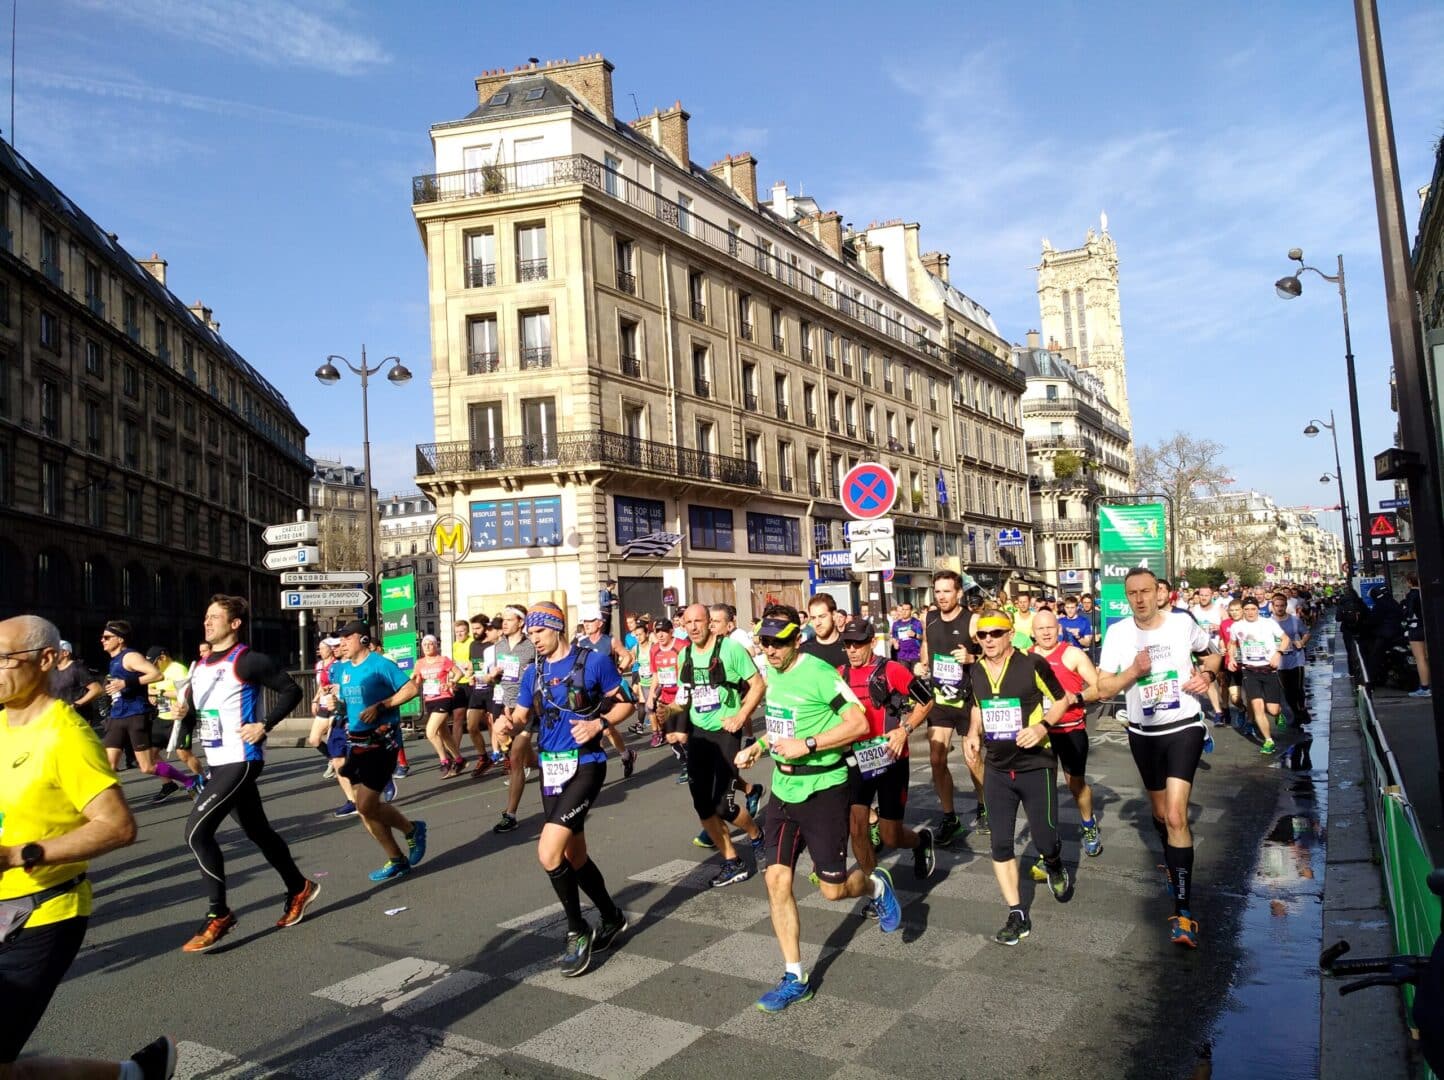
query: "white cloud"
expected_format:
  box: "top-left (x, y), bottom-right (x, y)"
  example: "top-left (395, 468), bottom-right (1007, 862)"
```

top-left (60, 0), bottom-right (390, 75)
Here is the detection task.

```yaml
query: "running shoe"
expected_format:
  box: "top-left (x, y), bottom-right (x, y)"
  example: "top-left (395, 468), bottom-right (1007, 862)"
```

top-left (622, 748), bottom-right (638, 779)
top-left (493, 811), bottom-right (518, 834)
top-left (676, 769), bottom-right (689, 784)
top-left (970, 807), bottom-right (990, 834)
top-left (1259, 739), bottom-right (1277, 755)
top-left (152, 781), bottom-right (180, 804)
top-left (649, 732), bottom-right (664, 748)
top-left (994, 910), bottom-right (1031, 946)
top-left (710, 858), bottom-right (753, 888)
top-left (382, 779), bottom-right (397, 802)
top-left (333, 800), bottom-right (357, 818)
top-left (692, 829), bottom-right (716, 849)
top-left (751, 833), bottom-right (765, 866)
top-left (1046, 861), bottom-right (1074, 903)
top-left (869, 819), bottom-right (883, 853)
top-left (438, 758), bottom-right (453, 774)
top-left (1030, 857), bottom-right (1048, 883)
top-left (182, 912), bottom-right (237, 953)
top-left (860, 899), bottom-right (879, 919)
top-left (1276, 715), bottom-right (1289, 731)
top-left (394, 765), bottom-right (411, 779)
top-left (490, 750), bottom-right (506, 765)
top-left (368, 858), bottom-right (411, 882)
top-left (913, 826), bottom-right (936, 880)
top-left (524, 767), bottom-right (539, 783)
top-left (192, 772), bottom-right (206, 797)
top-left (472, 758), bottom-right (492, 779)
top-left (808, 871), bottom-right (820, 887)
top-left (129, 1035), bottom-right (178, 1080)
top-left (1169, 912), bottom-right (1200, 948)
top-left (593, 913), bottom-right (629, 951)
top-left (1211, 713), bottom-right (1229, 728)
top-left (276, 880), bottom-right (322, 928)
top-left (746, 784), bottom-right (764, 820)
top-left (629, 721), bottom-right (647, 736)
top-left (323, 762), bottom-right (337, 778)
top-left (1081, 823), bottom-right (1103, 858)
top-left (1410, 687), bottom-right (1433, 698)
top-left (934, 813), bottom-right (964, 846)
top-left (756, 972), bottom-right (813, 1012)
top-left (1202, 730), bottom-right (1214, 754)
top-left (871, 867), bottom-right (902, 932)
top-left (406, 820), bottom-right (428, 866)
top-left (560, 929), bottom-right (593, 978)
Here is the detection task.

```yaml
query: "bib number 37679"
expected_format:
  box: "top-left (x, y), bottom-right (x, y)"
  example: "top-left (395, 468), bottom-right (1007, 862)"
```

top-left (980, 697), bottom-right (1023, 741)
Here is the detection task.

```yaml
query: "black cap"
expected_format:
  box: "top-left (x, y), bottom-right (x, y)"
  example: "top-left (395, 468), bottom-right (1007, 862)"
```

top-left (145, 646), bottom-right (167, 661)
top-left (840, 617), bottom-right (875, 643)
top-left (488, 616), bottom-right (504, 630)
top-left (654, 618), bottom-right (673, 632)
top-left (337, 619), bottom-right (370, 638)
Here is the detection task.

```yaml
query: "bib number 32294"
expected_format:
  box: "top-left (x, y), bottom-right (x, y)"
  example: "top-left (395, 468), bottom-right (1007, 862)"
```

top-left (540, 750), bottom-right (578, 796)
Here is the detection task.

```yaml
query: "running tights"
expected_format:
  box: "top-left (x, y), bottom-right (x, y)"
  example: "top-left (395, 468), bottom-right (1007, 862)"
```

top-left (1279, 667), bottom-right (1308, 721)
top-left (184, 760), bottom-right (306, 916)
top-left (984, 766), bottom-right (1060, 867)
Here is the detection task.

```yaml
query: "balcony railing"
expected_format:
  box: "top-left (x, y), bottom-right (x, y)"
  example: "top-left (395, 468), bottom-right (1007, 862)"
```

top-left (517, 258), bottom-right (548, 282)
top-left (805, 410), bottom-right (818, 428)
top-left (1025, 434), bottom-right (1099, 456)
top-left (841, 360), bottom-right (854, 379)
top-left (884, 378), bottom-right (895, 394)
top-left (809, 479), bottom-right (822, 497)
top-left (845, 422), bottom-right (857, 438)
top-left (42, 260), bottom-right (63, 286)
top-left (776, 402), bottom-right (790, 420)
top-left (520, 347), bottom-right (552, 370)
top-left (828, 417), bottom-right (840, 434)
top-left (416, 430), bottom-right (762, 488)
top-left (904, 386), bottom-right (914, 402)
top-left (87, 294), bottom-right (105, 317)
top-left (824, 355), bottom-right (836, 372)
top-left (1032, 515), bottom-right (1093, 536)
top-left (801, 346), bottom-right (814, 365)
top-left (779, 474), bottom-right (794, 493)
top-left (691, 301), bottom-right (706, 321)
top-left (739, 320), bottom-right (753, 341)
top-left (1030, 474), bottom-right (1102, 494)
top-left (865, 427), bottom-right (877, 444)
top-left (694, 376), bottom-right (711, 398)
top-left (621, 354), bottom-right (641, 377)
top-left (743, 391), bottom-right (758, 411)
top-left (616, 270), bottom-right (636, 294)
top-left (124, 321), bottom-right (141, 342)
top-left (773, 333), bottom-right (785, 351)
top-left (469, 351), bottom-right (499, 374)
top-left (466, 261), bottom-right (496, 288)
top-left (862, 370), bottom-right (872, 387)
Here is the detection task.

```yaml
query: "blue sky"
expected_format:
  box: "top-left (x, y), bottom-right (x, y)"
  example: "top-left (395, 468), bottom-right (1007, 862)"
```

top-left (24, 1), bottom-right (1444, 543)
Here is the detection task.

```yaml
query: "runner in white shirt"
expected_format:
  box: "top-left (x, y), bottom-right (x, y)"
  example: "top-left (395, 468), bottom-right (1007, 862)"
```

top-left (1227, 597), bottom-right (1290, 755)
top-left (1188, 585), bottom-right (1227, 725)
top-left (1097, 567), bottom-right (1220, 950)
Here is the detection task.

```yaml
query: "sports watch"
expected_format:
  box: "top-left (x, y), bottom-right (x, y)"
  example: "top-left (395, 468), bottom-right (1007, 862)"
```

top-left (804, 736), bottom-right (818, 753)
top-left (20, 842), bottom-right (44, 871)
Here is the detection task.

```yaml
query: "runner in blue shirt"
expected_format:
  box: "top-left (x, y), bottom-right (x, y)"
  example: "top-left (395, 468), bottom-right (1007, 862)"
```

top-left (889, 603), bottom-right (924, 665)
top-left (503, 600), bottom-right (634, 979)
top-left (1057, 596), bottom-right (1094, 651)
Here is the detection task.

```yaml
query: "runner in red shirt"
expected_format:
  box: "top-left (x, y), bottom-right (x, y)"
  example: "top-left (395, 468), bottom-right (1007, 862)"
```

top-left (645, 620), bottom-right (687, 780)
top-left (410, 635), bottom-right (463, 777)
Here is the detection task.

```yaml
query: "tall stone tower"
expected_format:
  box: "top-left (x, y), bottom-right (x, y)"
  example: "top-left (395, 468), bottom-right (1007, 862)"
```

top-left (1036, 214), bottom-right (1132, 436)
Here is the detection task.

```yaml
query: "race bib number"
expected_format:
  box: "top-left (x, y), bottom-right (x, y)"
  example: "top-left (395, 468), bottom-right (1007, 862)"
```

top-left (540, 750), bottom-right (578, 796)
top-left (765, 704), bottom-right (796, 741)
top-left (691, 683), bottom-right (721, 712)
top-left (1138, 670), bottom-right (1181, 715)
top-left (500, 656), bottom-right (521, 683)
top-left (422, 678), bottom-right (443, 698)
top-left (853, 735), bottom-right (895, 777)
top-left (199, 708), bottom-right (223, 748)
top-left (472, 659), bottom-right (486, 675)
top-left (657, 668), bottom-right (677, 688)
top-left (897, 629), bottom-right (914, 640)
top-left (931, 653), bottom-right (963, 686)
top-left (1242, 642), bottom-right (1269, 665)
top-left (980, 697), bottom-right (1023, 741)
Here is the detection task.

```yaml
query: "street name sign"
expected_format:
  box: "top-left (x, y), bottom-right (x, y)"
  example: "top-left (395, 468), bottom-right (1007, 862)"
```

top-left (263, 521), bottom-right (319, 545)
top-left (280, 571), bottom-right (371, 585)
top-left (263, 546), bottom-right (319, 570)
top-left (280, 589), bottom-right (370, 610)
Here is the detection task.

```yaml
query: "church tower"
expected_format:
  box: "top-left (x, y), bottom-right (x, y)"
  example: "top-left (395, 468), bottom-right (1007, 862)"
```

top-left (1036, 214), bottom-right (1132, 438)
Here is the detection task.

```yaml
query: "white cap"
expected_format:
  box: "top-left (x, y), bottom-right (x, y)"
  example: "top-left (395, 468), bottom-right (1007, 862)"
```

top-left (322, 637), bottom-right (341, 647)
top-left (578, 604), bottom-right (603, 622)
top-left (58, 640), bottom-right (73, 653)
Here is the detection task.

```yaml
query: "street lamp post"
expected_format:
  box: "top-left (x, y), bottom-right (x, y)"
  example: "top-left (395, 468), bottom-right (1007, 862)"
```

top-left (1305, 412), bottom-right (1358, 576)
top-left (315, 347), bottom-right (412, 628)
top-left (1276, 250), bottom-right (1373, 574)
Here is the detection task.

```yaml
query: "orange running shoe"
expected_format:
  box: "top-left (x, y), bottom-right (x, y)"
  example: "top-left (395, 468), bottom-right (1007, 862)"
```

top-left (1168, 914), bottom-right (1200, 948)
top-left (182, 912), bottom-right (237, 953)
top-left (275, 880), bottom-right (322, 928)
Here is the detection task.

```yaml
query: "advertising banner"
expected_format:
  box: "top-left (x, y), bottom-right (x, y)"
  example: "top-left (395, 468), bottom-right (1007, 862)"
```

top-left (1098, 503), bottom-right (1168, 640)
top-left (380, 573), bottom-right (419, 719)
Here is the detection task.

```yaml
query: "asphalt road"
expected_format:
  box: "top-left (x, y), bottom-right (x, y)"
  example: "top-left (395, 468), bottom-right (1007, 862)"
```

top-left (30, 702), bottom-right (1291, 1080)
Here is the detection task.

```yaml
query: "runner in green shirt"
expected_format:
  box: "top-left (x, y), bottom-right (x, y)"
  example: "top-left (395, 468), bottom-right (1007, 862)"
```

top-left (735, 604), bottom-right (904, 1013)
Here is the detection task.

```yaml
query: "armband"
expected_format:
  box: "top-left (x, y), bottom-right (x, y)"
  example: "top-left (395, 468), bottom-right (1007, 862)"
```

top-left (123, 671), bottom-right (143, 691)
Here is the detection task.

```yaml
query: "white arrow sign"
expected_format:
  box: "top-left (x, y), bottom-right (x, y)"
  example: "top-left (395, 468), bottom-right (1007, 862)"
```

top-left (280, 589), bottom-right (370, 610)
top-left (280, 571), bottom-right (371, 585)
top-left (850, 538), bottom-right (896, 573)
top-left (845, 518), bottom-right (895, 541)
top-left (263, 546), bottom-right (319, 570)
top-left (263, 521), bottom-right (319, 545)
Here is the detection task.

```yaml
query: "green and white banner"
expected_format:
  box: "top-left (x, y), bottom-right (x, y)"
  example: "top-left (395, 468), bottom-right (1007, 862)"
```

top-left (380, 572), bottom-right (419, 719)
top-left (1098, 503), bottom-right (1168, 637)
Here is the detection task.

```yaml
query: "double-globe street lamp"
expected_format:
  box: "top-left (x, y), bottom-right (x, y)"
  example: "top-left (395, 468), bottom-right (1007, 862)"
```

top-left (315, 348), bottom-right (412, 627)
top-left (1275, 249), bottom-right (1374, 574)
top-left (1305, 413), bottom-right (1359, 578)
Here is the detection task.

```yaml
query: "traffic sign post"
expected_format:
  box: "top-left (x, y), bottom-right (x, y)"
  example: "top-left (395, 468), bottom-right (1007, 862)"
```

top-left (262, 521), bottom-right (319, 546)
top-left (262, 546), bottom-right (320, 570)
top-left (841, 464), bottom-right (898, 616)
top-left (280, 571), bottom-right (372, 586)
top-left (280, 589), bottom-right (372, 610)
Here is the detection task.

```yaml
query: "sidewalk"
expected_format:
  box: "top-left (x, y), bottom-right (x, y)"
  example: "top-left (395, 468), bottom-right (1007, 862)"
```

top-left (1372, 686), bottom-right (1444, 864)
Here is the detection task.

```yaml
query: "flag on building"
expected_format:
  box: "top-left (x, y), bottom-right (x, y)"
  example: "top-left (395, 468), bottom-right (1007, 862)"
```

top-left (619, 531), bottom-right (683, 559)
top-left (936, 470), bottom-right (949, 507)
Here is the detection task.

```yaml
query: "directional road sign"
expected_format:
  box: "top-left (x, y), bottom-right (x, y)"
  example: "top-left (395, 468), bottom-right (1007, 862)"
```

top-left (280, 571), bottom-right (371, 585)
top-left (841, 462), bottom-right (898, 521)
top-left (263, 521), bottom-right (319, 545)
top-left (263, 546), bottom-right (319, 570)
top-left (850, 537), bottom-right (896, 573)
top-left (280, 589), bottom-right (370, 610)
top-left (844, 518), bottom-right (895, 541)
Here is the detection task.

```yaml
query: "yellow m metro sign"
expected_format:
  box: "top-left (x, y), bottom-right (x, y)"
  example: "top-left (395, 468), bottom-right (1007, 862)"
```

top-left (431, 514), bottom-right (470, 563)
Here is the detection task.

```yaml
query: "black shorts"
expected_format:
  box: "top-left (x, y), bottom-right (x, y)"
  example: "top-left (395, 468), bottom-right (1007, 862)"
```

top-left (1051, 728), bottom-right (1090, 777)
top-left (542, 760), bottom-right (606, 833)
top-left (451, 688), bottom-right (470, 712)
top-left (1, 915), bottom-right (88, 1062)
top-left (662, 706), bottom-right (691, 737)
top-left (687, 727), bottom-right (744, 823)
top-left (167, 715), bottom-right (196, 752)
top-left (1242, 669), bottom-right (1283, 707)
top-left (764, 780), bottom-right (851, 884)
top-left (468, 686), bottom-right (494, 711)
top-left (927, 704), bottom-right (968, 730)
top-left (489, 698), bottom-right (506, 720)
top-left (102, 710), bottom-right (153, 751)
top-left (1127, 726), bottom-right (1206, 792)
top-left (340, 744), bottom-right (400, 793)
top-left (423, 697), bottom-right (453, 718)
top-left (849, 756), bottom-right (910, 821)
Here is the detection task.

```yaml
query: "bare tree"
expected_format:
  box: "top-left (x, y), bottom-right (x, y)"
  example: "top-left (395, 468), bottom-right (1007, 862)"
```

top-left (1134, 433), bottom-right (1233, 519)
top-left (317, 514), bottom-right (374, 571)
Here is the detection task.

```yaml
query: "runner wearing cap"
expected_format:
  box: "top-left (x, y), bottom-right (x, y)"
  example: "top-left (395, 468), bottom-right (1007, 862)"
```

top-left (97, 620), bottom-right (164, 777)
top-left (503, 601), bottom-right (633, 977)
top-left (838, 617), bottom-right (936, 896)
top-left (644, 619), bottom-right (687, 770)
top-left (411, 634), bottom-right (465, 778)
top-left (918, 570), bottom-right (987, 844)
top-left (963, 609), bottom-right (1077, 946)
top-left (735, 604), bottom-right (903, 1012)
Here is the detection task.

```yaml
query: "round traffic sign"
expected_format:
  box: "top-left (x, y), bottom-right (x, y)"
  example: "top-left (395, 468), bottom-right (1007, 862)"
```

top-left (841, 462), bottom-right (898, 521)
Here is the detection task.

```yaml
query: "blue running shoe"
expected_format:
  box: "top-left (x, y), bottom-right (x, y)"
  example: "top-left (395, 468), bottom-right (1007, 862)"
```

top-left (1203, 730), bottom-right (1214, 754)
top-left (746, 784), bottom-right (764, 820)
top-left (332, 800), bottom-right (357, 819)
top-left (871, 867), bottom-right (902, 933)
top-left (756, 972), bottom-right (813, 1012)
top-left (382, 780), bottom-right (396, 803)
top-left (692, 829), bottom-right (716, 849)
top-left (406, 820), bottom-right (428, 867)
top-left (368, 858), bottom-right (410, 882)
top-left (393, 765), bottom-right (410, 779)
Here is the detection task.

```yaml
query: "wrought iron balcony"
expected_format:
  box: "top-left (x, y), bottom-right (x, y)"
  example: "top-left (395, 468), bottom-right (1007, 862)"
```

top-left (805, 410), bottom-right (818, 428)
top-left (469, 351), bottom-right (499, 375)
top-left (694, 376), bottom-right (711, 398)
top-left (862, 370), bottom-right (872, 386)
top-left (776, 402), bottom-right (790, 420)
top-left (824, 355), bottom-right (837, 373)
top-left (87, 293), bottom-right (105, 317)
top-left (125, 321), bottom-right (141, 342)
top-left (904, 387), bottom-right (914, 402)
top-left (520, 347), bottom-right (552, 370)
top-left (779, 474), bottom-right (794, 493)
top-left (42, 260), bottom-right (63, 286)
top-left (621, 354), bottom-right (641, 377)
top-left (616, 270), bottom-right (636, 294)
top-left (884, 378), bottom-right (895, 394)
top-left (801, 345), bottom-right (814, 365)
top-left (517, 258), bottom-right (548, 282)
top-left (466, 261), bottom-right (496, 288)
top-left (743, 391), bottom-right (758, 411)
top-left (908, 440), bottom-right (917, 454)
top-left (828, 417), bottom-right (840, 434)
top-left (809, 479), bottom-right (822, 497)
top-left (739, 320), bottom-right (753, 341)
top-left (845, 422), bottom-right (857, 438)
top-left (773, 333), bottom-right (785, 352)
top-left (1026, 434), bottom-right (1099, 456)
top-left (691, 301), bottom-right (706, 321)
top-left (416, 430), bottom-right (762, 488)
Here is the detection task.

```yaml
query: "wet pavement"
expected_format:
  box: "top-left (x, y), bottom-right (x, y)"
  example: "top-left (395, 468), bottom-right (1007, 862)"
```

top-left (1203, 646), bottom-right (1332, 1078)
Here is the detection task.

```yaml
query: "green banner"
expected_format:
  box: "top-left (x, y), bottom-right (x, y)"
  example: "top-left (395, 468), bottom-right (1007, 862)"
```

top-left (380, 573), bottom-right (419, 718)
top-left (1098, 503), bottom-right (1168, 635)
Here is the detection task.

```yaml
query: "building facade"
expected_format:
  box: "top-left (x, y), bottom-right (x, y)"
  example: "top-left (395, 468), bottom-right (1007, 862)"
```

top-left (1014, 334), bottom-right (1132, 593)
top-left (309, 457), bottom-right (378, 574)
top-left (1178, 490), bottom-right (1343, 583)
top-left (412, 54), bottom-right (1034, 624)
top-left (378, 491), bottom-right (441, 638)
top-left (0, 140), bottom-right (310, 660)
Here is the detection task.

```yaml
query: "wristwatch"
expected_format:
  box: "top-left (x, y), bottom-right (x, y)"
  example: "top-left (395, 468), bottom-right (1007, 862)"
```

top-left (804, 736), bottom-right (818, 753)
top-left (21, 842), bottom-right (44, 871)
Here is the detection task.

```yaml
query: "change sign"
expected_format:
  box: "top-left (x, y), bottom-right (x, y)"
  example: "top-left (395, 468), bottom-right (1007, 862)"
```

top-left (1098, 503), bottom-right (1168, 638)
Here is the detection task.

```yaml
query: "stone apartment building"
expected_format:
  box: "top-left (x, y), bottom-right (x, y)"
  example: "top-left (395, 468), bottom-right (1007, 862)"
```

top-left (378, 491), bottom-right (441, 638)
top-left (411, 53), bottom-right (1034, 622)
top-left (1178, 490), bottom-right (1343, 583)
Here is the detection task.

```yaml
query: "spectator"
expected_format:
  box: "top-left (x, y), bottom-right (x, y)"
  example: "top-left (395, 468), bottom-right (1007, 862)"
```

top-left (1404, 573), bottom-right (1431, 698)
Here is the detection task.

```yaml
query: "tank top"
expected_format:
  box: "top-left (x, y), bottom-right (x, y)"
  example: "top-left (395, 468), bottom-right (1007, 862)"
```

top-left (186, 643), bottom-right (264, 766)
top-left (1037, 642), bottom-right (1086, 732)
top-left (107, 648), bottom-right (149, 718)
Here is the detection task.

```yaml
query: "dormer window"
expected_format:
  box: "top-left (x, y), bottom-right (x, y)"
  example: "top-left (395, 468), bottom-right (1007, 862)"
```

top-left (489, 91), bottom-right (510, 106)
top-left (525, 87), bottom-right (545, 101)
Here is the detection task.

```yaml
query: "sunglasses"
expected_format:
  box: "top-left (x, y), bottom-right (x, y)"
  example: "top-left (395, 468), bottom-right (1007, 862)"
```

top-left (976, 628), bottom-right (1011, 640)
top-left (758, 636), bottom-right (792, 648)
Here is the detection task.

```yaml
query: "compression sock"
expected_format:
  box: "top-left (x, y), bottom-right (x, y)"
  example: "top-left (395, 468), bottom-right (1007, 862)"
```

top-left (1081, 817), bottom-right (1096, 830)
top-left (154, 760), bottom-right (192, 786)
top-left (1165, 844), bottom-right (1194, 914)
top-left (546, 862), bottom-right (587, 933)
top-left (397, 749), bottom-right (410, 768)
top-left (572, 858), bottom-right (622, 922)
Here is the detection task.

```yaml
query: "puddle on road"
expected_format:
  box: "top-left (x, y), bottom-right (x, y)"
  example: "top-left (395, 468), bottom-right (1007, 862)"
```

top-left (1201, 649), bottom-right (1332, 1078)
